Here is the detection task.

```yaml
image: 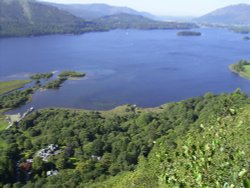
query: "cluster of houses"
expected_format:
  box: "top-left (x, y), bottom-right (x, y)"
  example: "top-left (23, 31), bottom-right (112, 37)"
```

top-left (18, 144), bottom-right (61, 178)
top-left (37, 144), bottom-right (61, 161)
top-left (19, 158), bottom-right (59, 178)
top-left (5, 107), bottom-right (62, 178)
top-left (46, 170), bottom-right (59, 176)
top-left (91, 155), bottom-right (101, 161)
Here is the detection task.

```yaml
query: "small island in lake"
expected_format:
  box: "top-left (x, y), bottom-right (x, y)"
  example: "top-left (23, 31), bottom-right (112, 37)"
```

top-left (243, 36), bottom-right (250, 40)
top-left (30, 72), bottom-right (53, 80)
top-left (229, 60), bottom-right (250, 79)
top-left (43, 71), bottom-right (86, 89)
top-left (43, 78), bottom-right (67, 89)
top-left (29, 71), bottom-right (86, 89)
top-left (177, 31), bottom-right (202, 36)
top-left (58, 71), bottom-right (86, 79)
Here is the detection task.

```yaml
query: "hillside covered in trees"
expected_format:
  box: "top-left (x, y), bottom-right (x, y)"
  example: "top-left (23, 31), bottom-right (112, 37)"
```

top-left (196, 4), bottom-right (250, 25)
top-left (0, 90), bottom-right (249, 187)
top-left (94, 13), bottom-right (197, 30)
top-left (0, 0), bottom-right (91, 37)
top-left (0, 0), bottom-right (197, 37)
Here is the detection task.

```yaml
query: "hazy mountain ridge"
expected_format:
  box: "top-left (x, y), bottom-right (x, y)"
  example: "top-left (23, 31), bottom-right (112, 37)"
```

top-left (0, 0), bottom-right (198, 37)
top-left (44, 2), bottom-right (158, 20)
top-left (94, 13), bottom-right (198, 30)
top-left (196, 4), bottom-right (250, 25)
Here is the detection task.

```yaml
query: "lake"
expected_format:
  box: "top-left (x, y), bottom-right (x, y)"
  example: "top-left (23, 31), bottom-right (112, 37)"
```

top-left (1, 28), bottom-right (250, 114)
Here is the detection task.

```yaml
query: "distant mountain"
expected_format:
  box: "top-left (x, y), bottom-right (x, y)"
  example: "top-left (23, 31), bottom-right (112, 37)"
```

top-left (44, 3), bottom-right (158, 20)
top-left (0, 0), bottom-right (198, 37)
top-left (159, 16), bottom-right (195, 22)
top-left (94, 13), bottom-right (198, 30)
top-left (0, 0), bottom-right (90, 37)
top-left (196, 4), bottom-right (250, 25)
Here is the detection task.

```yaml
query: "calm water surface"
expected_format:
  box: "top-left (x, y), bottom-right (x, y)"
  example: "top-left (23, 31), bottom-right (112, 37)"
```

top-left (1, 28), bottom-right (250, 114)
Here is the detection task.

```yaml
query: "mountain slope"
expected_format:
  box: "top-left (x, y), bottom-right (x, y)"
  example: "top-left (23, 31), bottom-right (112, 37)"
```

top-left (1, 91), bottom-right (249, 187)
top-left (94, 13), bottom-right (198, 30)
top-left (89, 92), bottom-right (250, 188)
top-left (45, 3), bottom-right (157, 20)
top-left (0, 0), bottom-right (88, 37)
top-left (196, 4), bottom-right (250, 25)
top-left (0, 0), bottom-right (198, 37)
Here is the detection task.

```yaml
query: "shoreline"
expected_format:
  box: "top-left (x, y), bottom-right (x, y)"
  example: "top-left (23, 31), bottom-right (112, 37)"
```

top-left (0, 80), bottom-right (32, 95)
top-left (1, 104), bottom-right (166, 130)
top-left (0, 26), bottom-right (200, 39)
top-left (229, 64), bottom-right (250, 80)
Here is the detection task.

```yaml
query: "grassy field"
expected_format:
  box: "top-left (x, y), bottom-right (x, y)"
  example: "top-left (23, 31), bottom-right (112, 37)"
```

top-left (243, 65), bottom-right (250, 76)
top-left (230, 64), bottom-right (250, 79)
top-left (0, 80), bottom-right (33, 132)
top-left (238, 65), bottom-right (250, 79)
top-left (0, 80), bottom-right (31, 95)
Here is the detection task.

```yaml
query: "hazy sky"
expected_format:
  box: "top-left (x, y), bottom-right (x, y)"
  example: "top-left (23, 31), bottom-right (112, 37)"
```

top-left (40, 0), bottom-right (250, 16)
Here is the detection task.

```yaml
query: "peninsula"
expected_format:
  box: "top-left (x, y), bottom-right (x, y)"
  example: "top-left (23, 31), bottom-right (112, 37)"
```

top-left (229, 60), bottom-right (250, 79)
top-left (0, 80), bottom-right (31, 95)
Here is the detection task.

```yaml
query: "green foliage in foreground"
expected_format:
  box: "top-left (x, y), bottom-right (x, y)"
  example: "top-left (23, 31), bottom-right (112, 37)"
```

top-left (58, 71), bottom-right (86, 78)
top-left (0, 91), bottom-right (249, 187)
top-left (0, 80), bottom-right (31, 95)
top-left (0, 109), bottom-right (8, 132)
top-left (89, 92), bottom-right (250, 188)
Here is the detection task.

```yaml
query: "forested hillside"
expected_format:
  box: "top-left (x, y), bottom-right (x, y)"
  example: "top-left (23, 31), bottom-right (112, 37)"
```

top-left (45, 3), bottom-right (156, 20)
top-left (0, 91), bottom-right (249, 187)
top-left (0, 0), bottom-right (92, 37)
top-left (0, 0), bottom-right (198, 37)
top-left (94, 13), bottom-right (197, 30)
top-left (196, 4), bottom-right (250, 25)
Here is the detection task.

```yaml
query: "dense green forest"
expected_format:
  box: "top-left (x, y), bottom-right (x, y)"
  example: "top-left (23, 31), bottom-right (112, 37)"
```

top-left (0, 0), bottom-right (91, 37)
top-left (0, 90), bottom-right (249, 187)
top-left (0, 89), bottom-right (33, 109)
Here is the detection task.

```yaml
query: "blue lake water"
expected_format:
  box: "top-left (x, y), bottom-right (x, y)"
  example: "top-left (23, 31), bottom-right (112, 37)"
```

top-left (1, 28), bottom-right (250, 114)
